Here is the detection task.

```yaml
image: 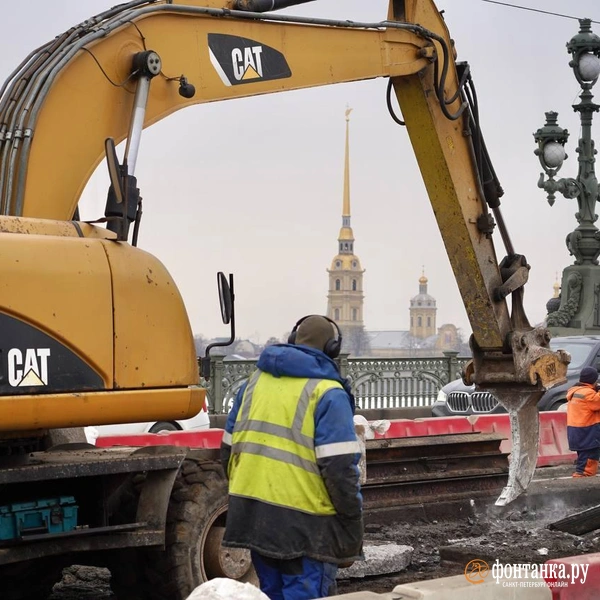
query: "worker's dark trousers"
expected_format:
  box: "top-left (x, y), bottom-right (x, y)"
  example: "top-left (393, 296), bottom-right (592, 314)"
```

top-left (251, 551), bottom-right (338, 600)
top-left (575, 447), bottom-right (600, 474)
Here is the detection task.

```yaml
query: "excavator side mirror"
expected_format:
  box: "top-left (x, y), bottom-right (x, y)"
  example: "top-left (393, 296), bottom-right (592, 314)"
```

top-left (201, 273), bottom-right (236, 381)
top-left (218, 272), bottom-right (233, 325)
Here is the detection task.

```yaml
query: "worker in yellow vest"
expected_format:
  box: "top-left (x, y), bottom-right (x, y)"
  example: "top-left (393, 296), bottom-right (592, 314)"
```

top-left (221, 315), bottom-right (363, 599)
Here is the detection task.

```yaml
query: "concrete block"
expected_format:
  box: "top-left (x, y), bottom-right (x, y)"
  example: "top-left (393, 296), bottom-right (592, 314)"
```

top-left (337, 544), bottom-right (413, 579)
top-left (391, 573), bottom-right (551, 599)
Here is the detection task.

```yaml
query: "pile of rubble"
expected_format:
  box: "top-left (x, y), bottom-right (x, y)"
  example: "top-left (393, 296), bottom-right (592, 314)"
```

top-left (337, 505), bottom-right (600, 594)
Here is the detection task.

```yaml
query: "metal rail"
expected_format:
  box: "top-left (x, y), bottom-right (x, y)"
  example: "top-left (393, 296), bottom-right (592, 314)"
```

top-left (202, 353), bottom-right (470, 413)
top-left (361, 432), bottom-right (509, 512)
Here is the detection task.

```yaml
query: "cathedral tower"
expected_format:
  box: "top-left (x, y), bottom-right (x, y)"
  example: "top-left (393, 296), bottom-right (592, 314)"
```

top-left (327, 108), bottom-right (365, 351)
top-left (409, 270), bottom-right (437, 339)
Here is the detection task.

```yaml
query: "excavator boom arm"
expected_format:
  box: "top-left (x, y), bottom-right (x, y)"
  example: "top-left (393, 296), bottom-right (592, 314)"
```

top-left (1, 4), bottom-right (428, 218)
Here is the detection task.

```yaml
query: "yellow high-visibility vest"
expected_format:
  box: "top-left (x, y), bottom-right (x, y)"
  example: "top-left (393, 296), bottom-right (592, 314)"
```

top-left (228, 370), bottom-right (344, 515)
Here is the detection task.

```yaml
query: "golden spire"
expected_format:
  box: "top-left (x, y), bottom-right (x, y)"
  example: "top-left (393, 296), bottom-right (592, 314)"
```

top-left (553, 272), bottom-right (560, 298)
top-left (343, 106), bottom-right (352, 219)
top-left (338, 106), bottom-right (354, 247)
top-left (419, 266), bottom-right (427, 284)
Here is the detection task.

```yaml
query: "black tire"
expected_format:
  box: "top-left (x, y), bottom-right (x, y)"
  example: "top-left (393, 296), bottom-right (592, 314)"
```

top-left (0, 558), bottom-right (65, 600)
top-left (148, 421), bottom-right (180, 433)
top-left (110, 459), bottom-right (256, 600)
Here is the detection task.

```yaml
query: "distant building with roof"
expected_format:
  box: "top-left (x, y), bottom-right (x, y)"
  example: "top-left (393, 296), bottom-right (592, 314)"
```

top-left (410, 270), bottom-right (437, 338)
top-left (366, 272), bottom-right (465, 357)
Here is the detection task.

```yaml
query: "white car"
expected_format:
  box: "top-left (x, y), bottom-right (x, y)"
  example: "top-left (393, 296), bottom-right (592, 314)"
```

top-left (88, 405), bottom-right (211, 444)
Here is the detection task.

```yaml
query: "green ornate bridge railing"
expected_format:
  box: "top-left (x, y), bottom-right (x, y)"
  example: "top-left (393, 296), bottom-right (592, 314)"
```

top-left (200, 352), bottom-right (471, 414)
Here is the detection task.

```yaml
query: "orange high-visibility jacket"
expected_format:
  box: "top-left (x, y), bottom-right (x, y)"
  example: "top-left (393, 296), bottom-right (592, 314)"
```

top-left (566, 383), bottom-right (600, 450)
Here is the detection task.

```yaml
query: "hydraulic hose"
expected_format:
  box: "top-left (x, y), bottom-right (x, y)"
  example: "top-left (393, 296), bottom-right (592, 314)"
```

top-left (233, 0), bottom-right (316, 12)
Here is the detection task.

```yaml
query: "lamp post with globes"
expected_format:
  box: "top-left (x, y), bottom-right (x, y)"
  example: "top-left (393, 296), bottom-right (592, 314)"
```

top-left (535, 18), bottom-right (600, 334)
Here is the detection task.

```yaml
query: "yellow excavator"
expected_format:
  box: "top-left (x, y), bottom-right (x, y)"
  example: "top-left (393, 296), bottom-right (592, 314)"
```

top-left (0, 0), bottom-right (570, 598)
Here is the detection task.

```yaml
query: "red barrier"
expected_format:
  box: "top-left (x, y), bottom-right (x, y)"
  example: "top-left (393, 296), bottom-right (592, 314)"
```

top-left (392, 419), bottom-right (430, 437)
top-left (373, 413), bottom-right (575, 468)
top-left (95, 414), bottom-right (575, 469)
top-left (376, 416), bottom-right (472, 439)
top-left (375, 419), bottom-right (415, 439)
top-left (537, 411), bottom-right (576, 467)
top-left (421, 416), bottom-right (473, 436)
top-left (470, 414), bottom-right (512, 455)
top-left (544, 553), bottom-right (600, 599)
top-left (95, 428), bottom-right (224, 449)
top-left (466, 413), bottom-right (575, 467)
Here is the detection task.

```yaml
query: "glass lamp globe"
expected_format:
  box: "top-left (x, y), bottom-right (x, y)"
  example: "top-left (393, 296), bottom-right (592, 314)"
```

top-left (578, 53), bottom-right (600, 82)
top-left (543, 141), bottom-right (566, 169)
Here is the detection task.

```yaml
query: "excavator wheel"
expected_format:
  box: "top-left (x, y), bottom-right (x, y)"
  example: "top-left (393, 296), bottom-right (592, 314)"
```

top-left (110, 458), bottom-right (256, 600)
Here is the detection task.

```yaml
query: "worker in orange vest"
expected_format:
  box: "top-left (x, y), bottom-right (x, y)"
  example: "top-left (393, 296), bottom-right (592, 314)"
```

top-left (566, 366), bottom-right (600, 477)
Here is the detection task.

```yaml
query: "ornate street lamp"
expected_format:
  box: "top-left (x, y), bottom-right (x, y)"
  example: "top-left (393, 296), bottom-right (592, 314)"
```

top-left (534, 112), bottom-right (570, 206)
top-left (536, 19), bottom-right (600, 332)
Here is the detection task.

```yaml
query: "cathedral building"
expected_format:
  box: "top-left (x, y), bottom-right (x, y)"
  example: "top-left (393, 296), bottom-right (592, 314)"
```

top-left (326, 109), bottom-right (368, 355)
top-left (368, 271), bottom-right (466, 358)
top-left (409, 270), bottom-right (437, 339)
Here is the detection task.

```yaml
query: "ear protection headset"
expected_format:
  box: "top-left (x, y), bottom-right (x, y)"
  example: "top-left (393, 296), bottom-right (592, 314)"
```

top-left (287, 315), bottom-right (343, 359)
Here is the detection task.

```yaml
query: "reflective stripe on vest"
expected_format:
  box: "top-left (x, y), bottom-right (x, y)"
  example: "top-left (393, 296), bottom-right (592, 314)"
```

top-left (228, 370), bottom-right (344, 515)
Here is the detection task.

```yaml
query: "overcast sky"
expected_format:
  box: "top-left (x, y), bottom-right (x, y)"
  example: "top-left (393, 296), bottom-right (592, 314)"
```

top-left (1, 1), bottom-right (599, 343)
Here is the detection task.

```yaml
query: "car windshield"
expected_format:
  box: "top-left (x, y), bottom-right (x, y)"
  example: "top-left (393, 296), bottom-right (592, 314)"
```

top-left (550, 339), bottom-right (595, 370)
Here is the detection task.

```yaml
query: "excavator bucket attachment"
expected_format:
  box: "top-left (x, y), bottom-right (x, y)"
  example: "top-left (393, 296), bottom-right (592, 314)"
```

top-left (492, 391), bottom-right (543, 506)
top-left (465, 328), bottom-right (570, 506)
